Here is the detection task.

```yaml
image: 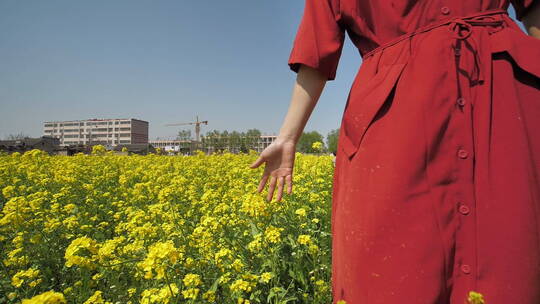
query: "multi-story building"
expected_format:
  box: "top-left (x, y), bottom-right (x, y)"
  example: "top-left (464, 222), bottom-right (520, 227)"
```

top-left (43, 118), bottom-right (149, 147)
top-left (256, 134), bottom-right (278, 152)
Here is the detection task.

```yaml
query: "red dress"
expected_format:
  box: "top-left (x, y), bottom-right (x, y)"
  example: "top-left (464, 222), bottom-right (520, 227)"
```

top-left (288, 0), bottom-right (540, 303)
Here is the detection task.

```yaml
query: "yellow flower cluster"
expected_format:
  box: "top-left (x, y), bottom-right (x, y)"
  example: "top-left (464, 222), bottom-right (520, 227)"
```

top-left (137, 240), bottom-right (182, 280)
top-left (312, 141), bottom-right (323, 152)
top-left (467, 291), bottom-right (485, 304)
top-left (83, 291), bottom-right (112, 304)
top-left (298, 234), bottom-right (312, 245)
top-left (0, 149), bottom-right (335, 303)
top-left (140, 284), bottom-right (179, 304)
top-left (183, 273), bottom-right (202, 287)
top-left (264, 225), bottom-right (284, 243)
top-left (12, 267), bottom-right (41, 288)
top-left (21, 290), bottom-right (66, 304)
top-left (64, 236), bottom-right (100, 269)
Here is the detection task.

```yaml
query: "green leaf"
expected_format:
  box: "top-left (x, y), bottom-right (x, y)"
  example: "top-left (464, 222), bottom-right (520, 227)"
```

top-left (209, 276), bottom-right (220, 292)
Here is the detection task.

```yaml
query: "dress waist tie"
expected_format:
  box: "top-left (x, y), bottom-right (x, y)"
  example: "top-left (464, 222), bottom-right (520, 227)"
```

top-left (448, 14), bottom-right (508, 86)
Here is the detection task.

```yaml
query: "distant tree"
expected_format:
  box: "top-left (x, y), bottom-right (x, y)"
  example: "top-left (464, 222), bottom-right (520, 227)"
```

top-left (229, 131), bottom-right (242, 153)
top-left (202, 129), bottom-right (263, 154)
top-left (5, 132), bottom-right (31, 140)
top-left (204, 129), bottom-right (228, 153)
top-left (297, 131), bottom-right (325, 153)
top-left (326, 128), bottom-right (339, 154)
top-left (242, 129), bottom-right (261, 153)
top-left (176, 129), bottom-right (192, 141)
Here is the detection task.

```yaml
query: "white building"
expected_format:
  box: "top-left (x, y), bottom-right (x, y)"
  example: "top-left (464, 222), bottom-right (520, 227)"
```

top-left (149, 139), bottom-right (190, 152)
top-left (43, 118), bottom-right (149, 147)
top-left (256, 134), bottom-right (278, 152)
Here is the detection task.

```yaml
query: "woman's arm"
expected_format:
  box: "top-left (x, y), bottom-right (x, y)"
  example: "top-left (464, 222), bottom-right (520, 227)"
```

top-left (522, 2), bottom-right (540, 39)
top-left (276, 64), bottom-right (328, 144)
top-left (249, 64), bottom-right (327, 202)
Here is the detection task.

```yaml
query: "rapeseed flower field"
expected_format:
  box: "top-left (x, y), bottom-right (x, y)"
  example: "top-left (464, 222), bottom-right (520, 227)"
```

top-left (0, 148), bottom-right (335, 303)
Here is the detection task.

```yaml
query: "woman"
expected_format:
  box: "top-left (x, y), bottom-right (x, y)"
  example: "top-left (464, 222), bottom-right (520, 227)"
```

top-left (250, 0), bottom-right (540, 303)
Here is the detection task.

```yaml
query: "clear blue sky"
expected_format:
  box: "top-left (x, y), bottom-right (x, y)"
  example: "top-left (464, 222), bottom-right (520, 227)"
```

top-left (0, 1), bottom-right (526, 140)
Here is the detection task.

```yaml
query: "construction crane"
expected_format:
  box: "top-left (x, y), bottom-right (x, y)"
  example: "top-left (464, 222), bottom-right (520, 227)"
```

top-left (165, 116), bottom-right (208, 142)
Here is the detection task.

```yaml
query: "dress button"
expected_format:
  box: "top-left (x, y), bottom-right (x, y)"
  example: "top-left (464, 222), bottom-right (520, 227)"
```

top-left (457, 97), bottom-right (466, 106)
top-left (458, 149), bottom-right (468, 159)
top-left (441, 6), bottom-right (450, 15)
top-left (459, 204), bottom-right (470, 215)
top-left (461, 264), bottom-right (471, 274)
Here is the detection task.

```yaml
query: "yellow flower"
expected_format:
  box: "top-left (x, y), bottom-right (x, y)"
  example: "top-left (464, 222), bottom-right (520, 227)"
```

top-left (2, 185), bottom-right (16, 199)
top-left (237, 297), bottom-right (251, 304)
top-left (21, 290), bottom-right (66, 304)
top-left (64, 236), bottom-right (100, 269)
top-left (467, 291), bottom-right (485, 304)
top-left (7, 292), bottom-right (17, 301)
top-left (183, 273), bottom-right (202, 287)
top-left (181, 288), bottom-right (199, 300)
top-left (259, 272), bottom-right (274, 283)
top-left (202, 290), bottom-right (216, 302)
top-left (140, 284), bottom-right (178, 304)
top-left (137, 240), bottom-right (181, 280)
top-left (264, 226), bottom-right (284, 244)
top-left (83, 290), bottom-right (110, 304)
top-left (230, 279), bottom-right (252, 293)
top-left (297, 234), bottom-right (312, 245)
top-left (308, 244), bottom-right (319, 254)
top-left (231, 258), bottom-right (244, 272)
top-left (295, 208), bottom-right (307, 217)
top-left (312, 141), bottom-right (323, 152)
top-left (247, 234), bottom-right (263, 253)
top-left (29, 278), bottom-right (42, 287)
top-left (11, 267), bottom-right (40, 288)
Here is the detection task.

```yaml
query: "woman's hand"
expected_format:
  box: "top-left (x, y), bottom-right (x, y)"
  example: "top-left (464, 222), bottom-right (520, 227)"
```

top-left (248, 64), bottom-right (327, 202)
top-left (249, 138), bottom-right (297, 202)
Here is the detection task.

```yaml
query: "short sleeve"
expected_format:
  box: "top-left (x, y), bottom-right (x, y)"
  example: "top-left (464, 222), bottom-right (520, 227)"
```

top-left (287, 0), bottom-right (346, 81)
top-left (510, 0), bottom-right (539, 21)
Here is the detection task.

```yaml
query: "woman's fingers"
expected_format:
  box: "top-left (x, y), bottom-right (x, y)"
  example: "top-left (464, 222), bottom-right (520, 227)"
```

top-left (275, 176), bottom-right (285, 202)
top-left (267, 175), bottom-right (277, 202)
top-left (257, 172), bottom-right (269, 193)
top-left (285, 174), bottom-right (293, 195)
top-left (249, 156), bottom-right (264, 169)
